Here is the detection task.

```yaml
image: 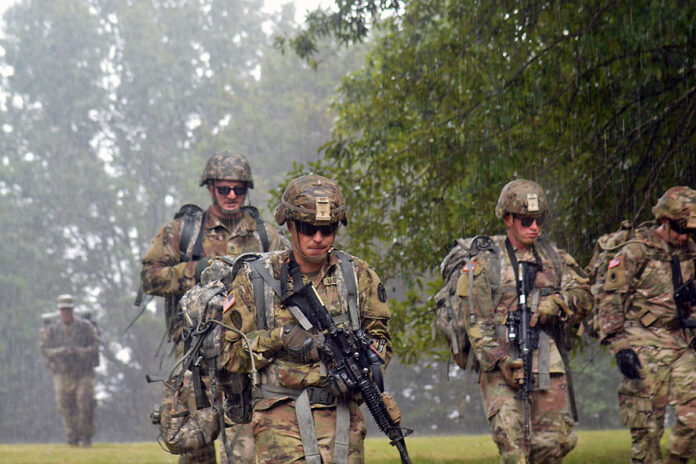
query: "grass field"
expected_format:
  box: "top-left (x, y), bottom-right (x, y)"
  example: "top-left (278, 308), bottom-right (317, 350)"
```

top-left (0, 429), bottom-right (676, 463)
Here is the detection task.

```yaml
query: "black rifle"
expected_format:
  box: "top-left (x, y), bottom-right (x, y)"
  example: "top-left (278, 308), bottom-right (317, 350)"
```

top-left (284, 262), bottom-right (412, 464)
top-left (505, 261), bottom-right (539, 439)
top-left (670, 255), bottom-right (696, 329)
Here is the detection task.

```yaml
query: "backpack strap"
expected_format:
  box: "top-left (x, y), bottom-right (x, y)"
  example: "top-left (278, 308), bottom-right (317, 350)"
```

top-left (332, 250), bottom-right (360, 330)
top-left (175, 204), bottom-right (205, 262)
top-left (243, 206), bottom-right (270, 252)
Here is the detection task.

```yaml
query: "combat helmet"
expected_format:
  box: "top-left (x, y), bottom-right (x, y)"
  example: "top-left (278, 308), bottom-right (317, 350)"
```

top-left (275, 175), bottom-right (347, 226)
top-left (199, 151), bottom-right (254, 188)
top-left (495, 179), bottom-right (549, 219)
top-left (57, 294), bottom-right (74, 310)
top-left (652, 186), bottom-right (696, 229)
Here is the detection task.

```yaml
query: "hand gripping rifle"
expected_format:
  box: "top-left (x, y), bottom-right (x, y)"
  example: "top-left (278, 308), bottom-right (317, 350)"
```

top-left (505, 261), bottom-right (539, 439)
top-left (284, 263), bottom-right (413, 464)
top-left (670, 255), bottom-right (696, 330)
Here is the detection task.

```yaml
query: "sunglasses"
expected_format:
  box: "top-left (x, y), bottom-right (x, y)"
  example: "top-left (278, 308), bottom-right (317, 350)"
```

top-left (215, 185), bottom-right (248, 197)
top-left (514, 213), bottom-right (546, 227)
top-left (295, 221), bottom-right (339, 237)
top-left (669, 219), bottom-right (692, 235)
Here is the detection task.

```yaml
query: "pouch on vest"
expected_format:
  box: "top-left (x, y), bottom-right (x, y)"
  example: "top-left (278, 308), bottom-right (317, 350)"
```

top-left (157, 376), bottom-right (220, 455)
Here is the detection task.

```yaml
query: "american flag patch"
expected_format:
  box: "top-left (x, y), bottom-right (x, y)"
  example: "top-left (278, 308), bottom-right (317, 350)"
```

top-left (462, 262), bottom-right (478, 272)
top-left (222, 291), bottom-right (236, 313)
top-left (608, 256), bottom-right (621, 269)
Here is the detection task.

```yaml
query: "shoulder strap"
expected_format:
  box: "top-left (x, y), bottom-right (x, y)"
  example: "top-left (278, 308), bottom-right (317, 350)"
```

top-left (332, 250), bottom-right (360, 331)
top-left (248, 257), bottom-right (281, 330)
top-left (175, 204), bottom-right (205, 262)
top-left (243, 206), bottom-right (270, 252)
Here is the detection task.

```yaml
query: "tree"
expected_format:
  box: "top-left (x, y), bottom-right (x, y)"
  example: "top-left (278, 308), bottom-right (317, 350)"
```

top-left (304, 0), bottom-right (696, 362)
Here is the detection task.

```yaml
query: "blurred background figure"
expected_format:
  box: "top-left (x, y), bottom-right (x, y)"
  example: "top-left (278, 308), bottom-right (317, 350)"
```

top-left (40, 294), bottom-right (100, 447)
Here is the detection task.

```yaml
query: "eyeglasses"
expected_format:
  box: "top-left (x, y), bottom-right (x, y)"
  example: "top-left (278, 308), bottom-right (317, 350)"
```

top-left (514, 214), bottom-right (546, 227)
top-left (295, 221), bottom-right (338, 237)
top-left (669, 219), bottom-right (692, 235)
top-left (215, 185), bottom-right (248, 197)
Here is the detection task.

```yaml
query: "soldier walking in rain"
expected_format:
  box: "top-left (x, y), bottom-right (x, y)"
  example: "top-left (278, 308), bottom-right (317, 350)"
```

top-left (596, 186), bottom-right (696, 464)
top-left (40, 294), bottom-right (100, 447)
top-left (141, 152), bottom-right (288, 464)
top-left (437, 179), bottom-right (592, 463)
top-left (217, 175), bottom-right (395, 463)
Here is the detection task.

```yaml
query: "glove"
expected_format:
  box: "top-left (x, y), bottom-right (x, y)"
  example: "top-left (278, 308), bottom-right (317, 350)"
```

top-left (615, 349), bottom-right (642, 379)
top-left (194, 258), bottom-right (211, 283)
top-left (530, 293), bottom-right (572, 327)
top-left (498, 356), bottom-right (524, 388)
top-left (282, 324), bottom-right (320, 364)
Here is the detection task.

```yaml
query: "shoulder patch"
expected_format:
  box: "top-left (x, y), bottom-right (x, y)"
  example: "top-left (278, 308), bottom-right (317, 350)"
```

top-left (222, 290), bottom-right (236, 313)
top-left (377, 283), bottom-right (387, 303)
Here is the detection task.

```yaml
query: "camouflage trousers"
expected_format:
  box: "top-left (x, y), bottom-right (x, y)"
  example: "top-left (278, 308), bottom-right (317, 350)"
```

top-left (479, 371), bottom-right (577, 464)
top-left (53, 372), bottom-right (95, 446)
top-left (220, 423), bottom-right (256, 464)
top-left (617, 345), bottom-right (696, 464)
top-left (251, 399), bottom-right (366, 464)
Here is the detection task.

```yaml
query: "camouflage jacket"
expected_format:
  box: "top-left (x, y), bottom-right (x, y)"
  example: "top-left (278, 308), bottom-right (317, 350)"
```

top-left (457, 234), bottom-right (592, 373)
top-left (597, 225), bottom-right (696, 353)
top-left (219, 249), bottom-right (392, 411)
top-left (40, 317), bottom-right (100, 375)
top-left (141, 207), bottom-right (288, 338)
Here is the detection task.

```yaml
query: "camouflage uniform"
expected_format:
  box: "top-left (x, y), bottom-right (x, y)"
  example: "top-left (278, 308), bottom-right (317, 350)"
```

top-left (597, 187), bottom-right (696, 464)
top-left (446, 180), bottom-right (592, 464)
top-left (40, 296), bottom-right (99, 447)
top-left (141, 152), bottom-right (288, 464)
top-left (218, 175), bottom-right (392, 464)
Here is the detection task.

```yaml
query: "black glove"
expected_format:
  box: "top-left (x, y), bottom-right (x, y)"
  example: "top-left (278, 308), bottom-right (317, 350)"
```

top-left (194, 258), bottom-right (211, 282)
top-left (615, 349), bottom-right (642, 379)
top-left (282, 324), bottom-right (320, 364)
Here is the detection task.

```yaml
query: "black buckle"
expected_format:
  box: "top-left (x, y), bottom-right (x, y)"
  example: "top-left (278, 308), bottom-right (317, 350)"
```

top-left (306, 387), bottom-right (335, 405)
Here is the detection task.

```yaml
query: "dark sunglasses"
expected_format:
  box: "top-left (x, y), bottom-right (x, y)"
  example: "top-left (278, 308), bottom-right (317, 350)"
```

top-left (669, 219), bottom-right (692, 235)
top-left (514, 213), bottom-right (546, 227)
top-left (215, 185), bottom-right (248, 196)
top-left (295, 221), bottom-right (339, 237)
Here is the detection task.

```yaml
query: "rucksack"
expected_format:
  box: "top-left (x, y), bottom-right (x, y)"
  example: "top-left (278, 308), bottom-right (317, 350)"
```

top-left (150, 255), bottom-right (259, 456)
top-left (585, 220), bottom-right (651, 336)
top-left (433, 236), bottom-right (503, 370)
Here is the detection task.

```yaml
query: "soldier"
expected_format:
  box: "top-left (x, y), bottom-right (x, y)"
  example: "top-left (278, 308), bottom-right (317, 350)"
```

top-left (217, 174), bottom-right (392, 463)
top-left (439, 179), bottom-right (592, 463)
top-left (141, 152), bottom-right (288, 464)
top-left (40, 294), bottom-right (100, 447)
top-left (596, 186), bottom-right (696, 464)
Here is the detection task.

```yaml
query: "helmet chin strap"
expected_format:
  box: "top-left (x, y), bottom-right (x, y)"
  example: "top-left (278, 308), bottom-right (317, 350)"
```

top-left (290, 230), bottom-right (328, 264)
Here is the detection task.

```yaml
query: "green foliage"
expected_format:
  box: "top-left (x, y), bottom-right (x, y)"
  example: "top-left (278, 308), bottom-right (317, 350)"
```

top-left (311, 0), bottom-right (696, 361)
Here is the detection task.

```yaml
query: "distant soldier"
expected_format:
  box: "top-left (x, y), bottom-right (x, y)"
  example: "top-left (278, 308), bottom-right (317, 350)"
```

top-left (438, 179), bottom-right (592, 463)
top-left (40, 294), bottom-right (99, 447)
top-left (596, 186), bottom-right (696, 464)
top-left (218, 174), bottom-right (393, 463)
top-left (141, 152), bottom-right (288, 464)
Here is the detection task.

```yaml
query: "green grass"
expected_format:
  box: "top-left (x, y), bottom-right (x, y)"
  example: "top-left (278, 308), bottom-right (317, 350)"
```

top-left (0, 429), bottom-right (674, 463)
